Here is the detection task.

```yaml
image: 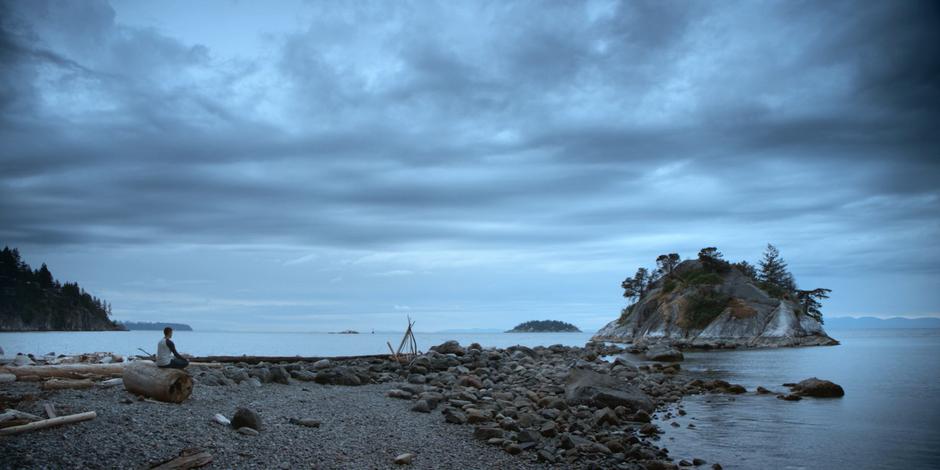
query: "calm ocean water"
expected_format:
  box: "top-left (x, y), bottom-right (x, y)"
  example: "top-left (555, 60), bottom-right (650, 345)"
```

top-left (0, 330), bottom-right (596, 358)
top-left (651, 328), bottom-right (940, 469)
top-left (1, 328), bottom-right (937, 469)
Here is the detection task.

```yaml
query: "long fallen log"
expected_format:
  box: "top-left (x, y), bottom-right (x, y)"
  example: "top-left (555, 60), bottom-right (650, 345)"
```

top-left (0, 411), bottom-right (96, 436)
top-left (123, 361), bottom-right (192, 403)
top-left (0, 363), bottom-right (125, 379)
top-left (189, 353), bottom-right (390, 364)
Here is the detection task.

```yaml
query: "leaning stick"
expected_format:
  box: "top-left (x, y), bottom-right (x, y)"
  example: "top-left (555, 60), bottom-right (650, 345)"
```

top-left (0, 411), bottom-right (97, 436)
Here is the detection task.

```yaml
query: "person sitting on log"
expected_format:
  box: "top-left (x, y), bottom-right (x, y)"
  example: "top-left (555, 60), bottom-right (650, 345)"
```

top-left (156, 327), bottom-right (189, 369)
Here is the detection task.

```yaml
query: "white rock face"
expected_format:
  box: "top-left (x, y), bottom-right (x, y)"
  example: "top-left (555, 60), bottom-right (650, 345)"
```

top-left (593, 260), bottom-right (838, 348)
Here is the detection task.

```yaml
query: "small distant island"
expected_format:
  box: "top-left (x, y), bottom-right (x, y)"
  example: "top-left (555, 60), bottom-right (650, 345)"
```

top-left (332, 330), bottom-right (360, 334)
top-left (120, 321), bottom-right (193, 331)
top-left (507, 320), bottom-right (581, 333)
top-left (0, 246), bottom-right (122, 331)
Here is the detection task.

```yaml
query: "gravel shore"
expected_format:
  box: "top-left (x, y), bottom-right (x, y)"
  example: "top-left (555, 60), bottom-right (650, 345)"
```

top-left (0, 380), bottom-right (551, 469)
top-left (1, 341), bottom-right (745, 469)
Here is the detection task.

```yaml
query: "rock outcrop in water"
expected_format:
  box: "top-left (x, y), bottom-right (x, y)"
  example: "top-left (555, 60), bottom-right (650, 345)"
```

top-left (594, 253), bottom-right (839, 348)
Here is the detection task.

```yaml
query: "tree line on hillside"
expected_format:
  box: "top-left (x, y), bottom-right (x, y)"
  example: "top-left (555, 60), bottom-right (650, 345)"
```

top-left (621, 244), bottom-right (830, 323)
top-left (0, 246), bottom-right (120, 331)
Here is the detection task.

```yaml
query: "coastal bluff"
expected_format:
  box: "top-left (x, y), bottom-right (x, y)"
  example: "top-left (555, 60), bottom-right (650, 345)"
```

top-left (0, 247), bottom-right (121, 332)
top-left (594, 255), bottom-right (839, 348)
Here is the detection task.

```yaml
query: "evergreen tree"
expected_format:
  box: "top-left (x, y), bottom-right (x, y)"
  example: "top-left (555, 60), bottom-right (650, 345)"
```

top-left (758, 244), bottom-right (796, 294)
top-left (797, 288), bottom-right (831, 323)
top-left (698, 247), bottom-right (730, 273)
top-left (37, 263), bottom-right (54, 289)
top-left (621, 267), bottom-right (651, 302)
top-left (655, 253), bottom-right (681, 278)
top-left (733, 260), bottom-right (758, 280)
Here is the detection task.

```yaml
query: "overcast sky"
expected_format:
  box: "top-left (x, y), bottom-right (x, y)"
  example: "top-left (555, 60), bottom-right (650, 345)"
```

top-left (1, 0), bottom-right (938, 332)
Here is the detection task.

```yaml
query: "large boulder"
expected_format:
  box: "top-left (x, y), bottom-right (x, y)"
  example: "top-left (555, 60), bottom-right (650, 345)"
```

top-left (430, 340), bottom-right (466, 356)
top-left (314, 366), bottom-right (363, 386)
top-left (645, 345), bottom-right (684, 362)
top-left (788, 377), bottom-right (844, 397)
top-left (564, 368), bottom-right (654, 413)
top-left (231, 408), bottom-right (262, 431)
top-left (269, 366), bottom-right (291, 384)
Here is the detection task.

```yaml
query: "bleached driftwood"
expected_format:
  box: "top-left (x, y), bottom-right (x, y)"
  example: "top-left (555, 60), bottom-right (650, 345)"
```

top-left (150, 448), bottom-right (213, 470)
top-left (0, 411), bottom-right (96, 436)
top-left (43, 403), bottom-right (56, 419)
top-left (0, 363), bottom-right (125, 380)
top-left (123, 361), bottom-right (192, 403)
top-left (0, 373), bottom-right (15, 383)
top-left (98, 378), bottom-right (124, 388)
top-left (0, 409), bottom-right (42, 428)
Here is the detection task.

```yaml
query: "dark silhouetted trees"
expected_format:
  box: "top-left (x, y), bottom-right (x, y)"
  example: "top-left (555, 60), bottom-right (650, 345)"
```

top-left (758, 244), bottom-right (796, 296)
top-left (621, 267), bottom-right (651, 302)
top-left (656, 253), bottom-right (681, 278)
top-left (620, 244), bottom-right (831, 324)
top-left (797, 288), bottom-right (831, 324)
top-left (0, 246), bottom-right (118, 331)
top-left (698, 247), bottom-right (730, 273)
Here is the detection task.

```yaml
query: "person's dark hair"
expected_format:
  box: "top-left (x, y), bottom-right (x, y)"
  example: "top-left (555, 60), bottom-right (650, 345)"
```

top-left (163, 327), bottom-right (173, 336)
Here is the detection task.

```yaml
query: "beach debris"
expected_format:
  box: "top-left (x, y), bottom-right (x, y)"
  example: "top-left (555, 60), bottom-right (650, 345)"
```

top-left (236, 427), bottom-right (259, 436)
top-left (387, 316), bottom-right (420, 364)
top-left (12, 354), bottom-right (34, 367)
top-left (43, 403), bottom-right (56, 419)
top-left (0, 410), bottom-right (97, 436)
top-left (138, 348), bottom-right (156, 361)
top-left (150, 448), bottom-right (213, 470)
top-left (231, 408), bottom-right (262, 431)
top-left (123, 361), bottom-right (193, 403)
top-left (212, 413), bottom-right (231, 426)
top-left (288, 417), bottom-right (321, 427)
top-left (41, 378), bottom-right (95, 390)
top-left (0, 409), bottom-right (43, 428)
top-left (0, 362), bottom-right (125, 380)
top-left (393, 452), bottom-right (416, 465)
top-left (98, 378), bottom-right (124, 388)
top-left (0, 373), bottom-right (15, 383)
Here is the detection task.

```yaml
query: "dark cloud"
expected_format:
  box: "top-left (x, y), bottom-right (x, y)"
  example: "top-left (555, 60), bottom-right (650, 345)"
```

top-left (0, 0), bottom-right (938, 325)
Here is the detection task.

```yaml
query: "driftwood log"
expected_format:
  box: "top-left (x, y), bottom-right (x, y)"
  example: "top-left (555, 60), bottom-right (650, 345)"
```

top-left (0, 363), bottom-right (125, 380)
top-left (0, 411), bottom-right (96, 436)
top-left (0, 409), bottom-right (42, 429)
top-left (150, 448), bottom-right (213, 470)
top-left (189, 354), bottom-right (388, 364)
top-left (123, 361), bottom-right (193, 403)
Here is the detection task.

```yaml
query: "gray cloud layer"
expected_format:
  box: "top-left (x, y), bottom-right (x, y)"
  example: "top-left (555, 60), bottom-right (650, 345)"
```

top-left (1, 1), bottom-right (938, 328)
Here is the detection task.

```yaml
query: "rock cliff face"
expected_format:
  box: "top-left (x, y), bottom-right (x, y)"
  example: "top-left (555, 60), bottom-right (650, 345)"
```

top-left (593, 260), bottom-right (838, 348)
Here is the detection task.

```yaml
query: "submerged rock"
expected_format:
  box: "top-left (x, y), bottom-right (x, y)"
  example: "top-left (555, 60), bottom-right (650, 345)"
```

top-left (645, 345), bottom-right (684, 362)
top-left (788, 377), bottom-right (845, 397)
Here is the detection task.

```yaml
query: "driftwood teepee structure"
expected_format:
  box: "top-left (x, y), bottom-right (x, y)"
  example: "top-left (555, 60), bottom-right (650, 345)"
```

top-left (387, 316), bottom-right (419, 363)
